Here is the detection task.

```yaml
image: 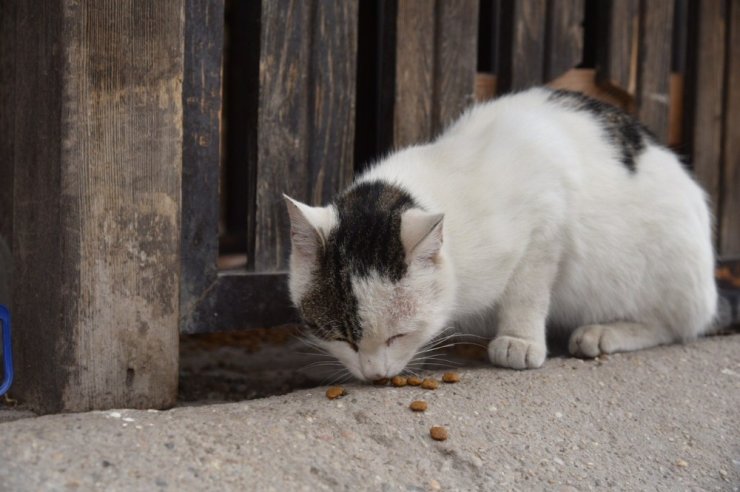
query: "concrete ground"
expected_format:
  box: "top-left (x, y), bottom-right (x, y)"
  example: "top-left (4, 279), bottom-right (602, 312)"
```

top-left (0, 334), bottom-right (738, 491)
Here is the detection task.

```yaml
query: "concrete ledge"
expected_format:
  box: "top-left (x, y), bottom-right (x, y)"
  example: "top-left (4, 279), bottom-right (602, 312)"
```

top-left (0, 335), bottom-right (738, 490)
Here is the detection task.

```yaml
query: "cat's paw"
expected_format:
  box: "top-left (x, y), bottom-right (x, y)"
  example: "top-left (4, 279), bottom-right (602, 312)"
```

top-left (488, 336), bottom-right (546, 370)
top-left (569, 324), bottom-right (616, 358)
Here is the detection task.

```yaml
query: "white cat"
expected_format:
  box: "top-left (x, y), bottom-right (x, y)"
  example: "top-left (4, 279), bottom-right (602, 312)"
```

top-left (284, 88), bottom-right (717, 382)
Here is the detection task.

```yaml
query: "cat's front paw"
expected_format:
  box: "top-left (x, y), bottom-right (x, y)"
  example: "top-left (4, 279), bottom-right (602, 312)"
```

top-left (488, 336), bottom-right (546, 370)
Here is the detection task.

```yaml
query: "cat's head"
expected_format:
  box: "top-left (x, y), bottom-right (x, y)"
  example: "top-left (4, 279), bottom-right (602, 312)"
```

top-left (285, 181), bottom-right (456, 381)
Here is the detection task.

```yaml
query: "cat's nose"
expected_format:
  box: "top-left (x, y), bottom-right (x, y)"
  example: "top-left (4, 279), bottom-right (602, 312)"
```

top-left (364, 370), bottom-right (385, 381)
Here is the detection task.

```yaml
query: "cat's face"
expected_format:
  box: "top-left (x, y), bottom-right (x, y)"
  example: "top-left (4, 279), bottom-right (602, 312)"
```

top-left (284, 184), bottom-right (456, 381)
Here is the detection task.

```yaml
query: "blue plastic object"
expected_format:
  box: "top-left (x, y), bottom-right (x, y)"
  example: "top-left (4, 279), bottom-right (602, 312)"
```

top-left (0, 305), bottom-right (12, 397)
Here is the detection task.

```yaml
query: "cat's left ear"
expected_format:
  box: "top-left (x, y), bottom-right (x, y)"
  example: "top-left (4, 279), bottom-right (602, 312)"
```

top-left (283, 195), bottom-right (329, 259)
top-left (400, 209), bottom-right (444, 265)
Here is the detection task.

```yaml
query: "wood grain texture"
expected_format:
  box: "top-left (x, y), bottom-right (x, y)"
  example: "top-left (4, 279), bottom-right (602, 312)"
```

top-left (434, 0), bottom-right (479, 131)
top-left (636, 0), bottom-right (674, 142)
top-left (545, 0), bottom-right (584, 81)
top-left (11, 0), bottom-right (68, 412)
top-left (508, 0), bottom-right (548, 90)
top-left (13, 0), bottom-right (184, 413)
top-left (180, 273), bottom-right (297, 334)
top-left (0, 0), bottom-right (16, 305)
top-left (687, 0), bottom-right (726, 228)
top-left (599, 0), bottom-right (639, 93)
top-left (393, 0), bottom-right (436, 148)
top-left (180, 0), bottom-right (224, 332)
top-left (255, 0), bottom-right (359, 271)
top-left (721, 2), bottom-right (740, 256)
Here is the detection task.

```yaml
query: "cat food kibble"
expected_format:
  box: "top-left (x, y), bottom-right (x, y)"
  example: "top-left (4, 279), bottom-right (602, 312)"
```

top-left (407, 376), bottom-right (422, 386)
top-left (409, 400), bottom-right (428, 412)
top-left (373, 378), bottom-right (389, 386)
top-left (391, 376), bottom-right (407, 387)
top-left (325, 386), bottom-right (346, 400)
top-left (442, 372), bottom-right (460, 383)
top-left (421, 378), bottom-right (440, 390)
top-left (430, 426), bottom-right (448, 441)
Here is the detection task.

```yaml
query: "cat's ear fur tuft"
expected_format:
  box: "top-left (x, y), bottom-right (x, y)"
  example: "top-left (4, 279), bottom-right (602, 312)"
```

top-left (400, 209), bottom-right (444, 265)
top-left (284, 195), bottom-right (326, 259)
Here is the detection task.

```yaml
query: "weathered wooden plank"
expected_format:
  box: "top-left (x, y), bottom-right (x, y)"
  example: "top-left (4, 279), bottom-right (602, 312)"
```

top-left (508, 0), bottom-right (548, 90)
top-left (12, 0), bottom-right (184, 413)
top-left (0, 0), bottom-right (16, 306)
top-left (255, 0), bottom-right (359, 271)
top-left (393, 0), bottom-right (436, 148)
top-left (434, 0), bottom-right (479, 131)
top-left (308, 0), bottom-right (358, 205)
top-left (687, 0), bottom-right (726, 230)
top-left (545, 0), bottom-right (584, 81)
top-left (721, 2), bottom-right (740, 257)
top-left (11, 0), bottom-right (66, 411)
top-left (180, 0), bottom-right (224, 331)
top-left (255, 0), bottom-right (312, 271)
top-left (598, 0), bottom-right (640, 94)
top-left (181, 272), bottom-right (297, 334)
top-left (636, 0), bottom-right (674, 142)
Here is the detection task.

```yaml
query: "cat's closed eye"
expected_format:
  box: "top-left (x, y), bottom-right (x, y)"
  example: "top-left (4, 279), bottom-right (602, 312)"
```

top-left (344, 340), bottom-right (359, 352)
top-left (386, 334), bottom-right (406, 346)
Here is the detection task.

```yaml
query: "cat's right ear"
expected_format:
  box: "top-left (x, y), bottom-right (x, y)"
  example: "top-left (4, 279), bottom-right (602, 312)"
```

top-left (400, 209), bottom-right (444, 266)
top-left (284, 195), bottom-right (326, 259)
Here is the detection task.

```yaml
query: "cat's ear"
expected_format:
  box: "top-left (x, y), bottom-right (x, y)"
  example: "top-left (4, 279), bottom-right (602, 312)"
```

top-left (283, 195), bottom-right (327, 259)
top-left (400, 209), bottom-right (444, 265)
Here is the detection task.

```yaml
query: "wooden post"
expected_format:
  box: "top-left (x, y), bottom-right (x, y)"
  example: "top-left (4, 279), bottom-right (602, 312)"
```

top-left (0, 0), bottom-right (15, 306)
top-left (721, 2), bottom-right (740, 257)
top-left (11, 0), bottom-right (184, 413)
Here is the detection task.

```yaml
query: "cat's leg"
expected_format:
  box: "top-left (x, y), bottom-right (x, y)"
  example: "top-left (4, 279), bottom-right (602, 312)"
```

top-left (489, 236), bottom-right (561, 370)
top-left (568, 322), bottom-right (675, 358)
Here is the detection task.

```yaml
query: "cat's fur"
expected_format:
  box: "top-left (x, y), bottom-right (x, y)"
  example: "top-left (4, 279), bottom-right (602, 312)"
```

top-left (285, 88), bottom-right (717, 381)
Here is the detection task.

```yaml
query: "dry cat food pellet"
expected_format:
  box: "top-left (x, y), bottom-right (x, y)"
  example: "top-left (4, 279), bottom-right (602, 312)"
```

top-left (442, 372), bottom-right (460, 383)
top-left (409, 400), bottom-right (428, 412)
top-left (325, 386), bottom-right (346, 400)
top-left (407, 376), bottom-right (422, 386)
top-left (430, 426), bottom-right (448, 441)
top-left (373, 378), bottom-right (389, 386)
top-left (421, 378), bottom-right (440, 390)
top-left (391, 376), bottom-right (408, 387)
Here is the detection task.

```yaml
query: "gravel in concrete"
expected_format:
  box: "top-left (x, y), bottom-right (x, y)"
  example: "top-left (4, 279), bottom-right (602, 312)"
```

top-left (1, 335), bottom-right (738, 491)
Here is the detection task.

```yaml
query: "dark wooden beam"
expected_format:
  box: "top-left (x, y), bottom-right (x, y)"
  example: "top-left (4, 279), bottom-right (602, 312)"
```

top-left (11, 0), bottom-right (184, 413)
top-left (181, 0), bottom-right (225, 331)
top-left (180, 273), bottom-right (297, 334)
top-left (0, 0), bottom-right (16, 306)
top-left (721, 2), bottom-right (740, 257)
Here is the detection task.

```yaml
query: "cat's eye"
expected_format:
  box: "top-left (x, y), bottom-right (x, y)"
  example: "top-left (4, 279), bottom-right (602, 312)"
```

top-left (344, 340), bottom-right (359, 352)
top-left (386, 334), bottom-right (406, 346)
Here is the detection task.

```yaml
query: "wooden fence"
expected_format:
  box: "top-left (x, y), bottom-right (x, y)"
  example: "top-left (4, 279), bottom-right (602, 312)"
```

top-left (181, 0), bottom-right (740, 335)
top-left (1, 0), bottom-right (738, 411)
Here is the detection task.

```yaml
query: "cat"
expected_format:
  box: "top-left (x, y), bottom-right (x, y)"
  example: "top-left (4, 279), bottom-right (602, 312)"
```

top-left (284, 88), bottom-right (717, 382)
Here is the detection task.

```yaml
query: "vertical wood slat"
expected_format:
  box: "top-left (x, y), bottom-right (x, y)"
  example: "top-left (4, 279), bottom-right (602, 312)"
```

top-left (393, 0), bottom-right (436, 148)
top-left (688, 0), bottom-right (726, 236)
top-left (721, 2), bottom-right (740, 256)
top-left (13, 0), bottom-right (184, 413)
top-left (544, 0), bottom-right (584, 81)
top-left (434, 0), bottom-right (480, 130)
top-left (0, 0), bottom-right (16, 305)
top-left (599, 0), bottom-right (640, 94)
top-left (636, 0), bottom-right (675, 143)
top-left (507, 0), bottom-right (548, 91)
top-left (255, 0), bottom-right (359, 271)
top-left (180, 0), bottom-right (224, 327)
top-left (394, 0), bottom-right (478, 147)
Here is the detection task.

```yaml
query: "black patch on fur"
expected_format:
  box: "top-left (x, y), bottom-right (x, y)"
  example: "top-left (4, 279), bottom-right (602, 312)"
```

top-left (300, 181), bottom-right (417, 343)
top-left (547, 89), bottom-right (655, 172)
